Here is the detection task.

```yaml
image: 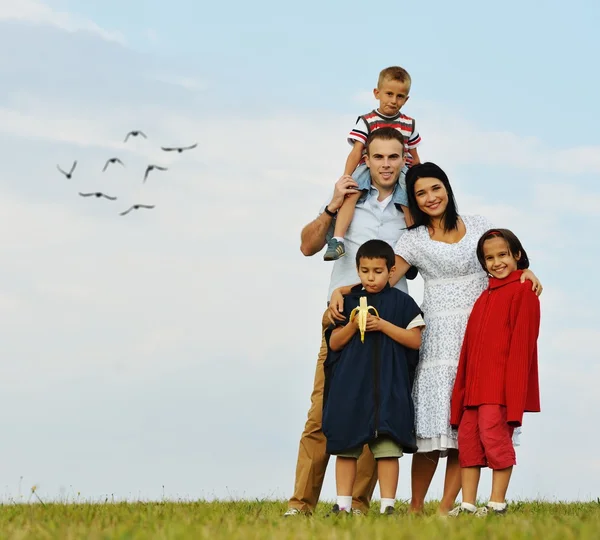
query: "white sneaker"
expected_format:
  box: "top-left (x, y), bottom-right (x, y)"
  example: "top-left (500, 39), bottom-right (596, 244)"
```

top-left (447, 505), bottom-right (476, 517)
top-left (476, 504), bottom-right (507, 517)
top-left (283, 508), bottom-right (301, 517)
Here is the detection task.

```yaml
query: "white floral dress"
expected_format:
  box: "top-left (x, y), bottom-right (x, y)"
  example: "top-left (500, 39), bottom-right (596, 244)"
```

top-left (394, 215), bottom-right (521, 454)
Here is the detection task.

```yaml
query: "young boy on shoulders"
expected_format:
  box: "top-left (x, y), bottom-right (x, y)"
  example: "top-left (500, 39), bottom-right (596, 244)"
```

top-left (324, 66), bottom-right (422, 262)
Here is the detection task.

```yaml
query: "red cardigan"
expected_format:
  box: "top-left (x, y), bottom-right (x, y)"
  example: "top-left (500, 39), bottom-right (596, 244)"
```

top-left (450, 270), bottom-right (541, 428)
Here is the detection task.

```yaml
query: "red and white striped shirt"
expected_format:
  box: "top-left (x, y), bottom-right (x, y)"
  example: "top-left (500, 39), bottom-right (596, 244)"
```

top-left (348, 109), bottom-right (422, 167)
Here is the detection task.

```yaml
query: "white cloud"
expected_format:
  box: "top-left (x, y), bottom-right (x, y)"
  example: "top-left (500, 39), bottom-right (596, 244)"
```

top-left (0, 0), bottom-right (125, 44)
top-left (0, 44), bottom-right (599, 503)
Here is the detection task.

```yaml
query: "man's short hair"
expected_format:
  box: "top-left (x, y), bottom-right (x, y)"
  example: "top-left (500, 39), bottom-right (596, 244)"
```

top-left (378, 66), bottom-right (412, 90)
top-left (365, 127), bottom-right (406, 156)
top-left (356, 239), bottom-right (395, 270)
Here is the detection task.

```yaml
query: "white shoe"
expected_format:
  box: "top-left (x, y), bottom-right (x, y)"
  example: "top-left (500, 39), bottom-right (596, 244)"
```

top-left (476, 504), bottom-right (507, 517)
top-left (447, 505), bottom-right (476, 517)
top-left (283, 508), bottom-right (301, 517)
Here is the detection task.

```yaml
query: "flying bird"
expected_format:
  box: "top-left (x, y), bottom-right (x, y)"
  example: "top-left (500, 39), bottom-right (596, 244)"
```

top-left (161, 143), bottom-right (198, 153)
top-left (57, 161), bottom-right (77, 179)
top-left (102, 157), bottom-right (125, 172)
top-left (124, 130), bottom-right (147, 142)
top-left (119, 204), bottom-right (155, 216)
top-left (143, 164), bottom-right (168, 183)
top-left (79, 192), bottom-right (117, 200)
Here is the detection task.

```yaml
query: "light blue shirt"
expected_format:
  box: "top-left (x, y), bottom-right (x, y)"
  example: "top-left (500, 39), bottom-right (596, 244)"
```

top-left (320, 185), bottom-right (409, 301)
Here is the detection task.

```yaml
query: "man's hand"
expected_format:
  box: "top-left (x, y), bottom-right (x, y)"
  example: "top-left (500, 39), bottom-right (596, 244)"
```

top-left (328, 175), bottom-right (359, 213)
top-left (328, 288), bottom-right (346, 323)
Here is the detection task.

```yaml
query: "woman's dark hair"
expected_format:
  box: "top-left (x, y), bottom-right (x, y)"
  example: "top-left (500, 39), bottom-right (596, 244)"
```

top-left (476, 228), bottom-right (530, 272)
top-left (405, 162), bottom-right (459, 232)
top-left (356, 239), bottom-right (395, 270)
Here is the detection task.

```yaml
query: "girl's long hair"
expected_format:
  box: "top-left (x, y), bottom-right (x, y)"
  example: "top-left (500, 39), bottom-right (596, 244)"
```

top-left (476, 229), bottom-right (530, 272)
top-left (405, 162), bottom-right (459, 231)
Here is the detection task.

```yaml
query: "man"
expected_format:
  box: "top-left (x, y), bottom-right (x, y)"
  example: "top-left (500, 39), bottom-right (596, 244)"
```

top-left (285, 127), bottom-right (414, 516)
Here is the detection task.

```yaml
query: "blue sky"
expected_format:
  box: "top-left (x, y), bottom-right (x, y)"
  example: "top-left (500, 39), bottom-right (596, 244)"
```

top-left (0, 0), bottom-right (598, 505)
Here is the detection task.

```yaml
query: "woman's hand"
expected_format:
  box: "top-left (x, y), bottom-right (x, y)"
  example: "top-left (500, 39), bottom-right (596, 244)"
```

top-left (327, 288), bottom-right (347, 324)
top-left (521, 269), bottom-right (543, 297)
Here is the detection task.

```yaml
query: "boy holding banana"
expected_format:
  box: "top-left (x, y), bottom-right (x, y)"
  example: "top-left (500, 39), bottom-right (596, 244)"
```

top-left (322, 239), bottom-right (425, 516)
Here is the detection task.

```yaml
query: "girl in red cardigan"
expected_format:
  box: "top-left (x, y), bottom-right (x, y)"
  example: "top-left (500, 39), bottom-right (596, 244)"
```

top-left (449, 229), bottom-right (540, 517)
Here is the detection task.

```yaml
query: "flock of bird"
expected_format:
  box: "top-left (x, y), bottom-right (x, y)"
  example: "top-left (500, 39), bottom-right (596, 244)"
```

top-left (56, 130), bottom-right (197, 216)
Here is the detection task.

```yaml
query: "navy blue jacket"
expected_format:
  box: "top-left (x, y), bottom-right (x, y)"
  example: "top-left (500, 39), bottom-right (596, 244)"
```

top-left (322, 283), bottom-right (422, 455)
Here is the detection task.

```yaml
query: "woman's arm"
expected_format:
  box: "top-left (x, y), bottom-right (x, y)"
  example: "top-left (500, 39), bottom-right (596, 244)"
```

top-left (520, 269), bottom-right (543, 296)
top-left (389, 255), bottom-right (411, 287)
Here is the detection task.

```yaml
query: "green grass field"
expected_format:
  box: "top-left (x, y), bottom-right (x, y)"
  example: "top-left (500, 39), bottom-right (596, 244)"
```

top-left (1, 500), bottom-right (600, 539)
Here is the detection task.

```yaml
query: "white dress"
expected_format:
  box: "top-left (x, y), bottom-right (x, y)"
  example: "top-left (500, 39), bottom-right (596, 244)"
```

top-left (394, 215), bottom-right (521, 454)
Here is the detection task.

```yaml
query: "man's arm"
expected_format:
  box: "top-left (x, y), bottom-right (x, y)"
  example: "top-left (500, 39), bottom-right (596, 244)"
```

top-left (300, 175), bottom-right (360, 256)
top-left (300, 211), bottom-right (335, 257)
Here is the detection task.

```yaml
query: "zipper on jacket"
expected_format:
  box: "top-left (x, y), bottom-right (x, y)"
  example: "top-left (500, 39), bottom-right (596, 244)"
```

top-left (373, 318), bottom-right (381, 440)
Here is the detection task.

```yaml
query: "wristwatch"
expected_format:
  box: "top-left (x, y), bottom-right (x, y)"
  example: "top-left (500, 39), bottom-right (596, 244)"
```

top-left (324, 206), bottom-right (337, 217)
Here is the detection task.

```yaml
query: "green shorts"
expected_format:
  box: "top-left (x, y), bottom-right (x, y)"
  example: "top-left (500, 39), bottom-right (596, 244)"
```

top-left (336, 436), bottom-right (403, 459)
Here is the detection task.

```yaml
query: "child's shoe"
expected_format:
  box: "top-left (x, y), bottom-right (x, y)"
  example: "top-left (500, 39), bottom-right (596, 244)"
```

top-left (324, 238), bottom-right (346, 261)
top-left (475, 503), bottom-right (507, 517)
top-left (326, 504), bottom-right (352, 517)
top-left (382, 506), bottom-right (395, 516)
top-left (447, 503), bottom-right (477, 517)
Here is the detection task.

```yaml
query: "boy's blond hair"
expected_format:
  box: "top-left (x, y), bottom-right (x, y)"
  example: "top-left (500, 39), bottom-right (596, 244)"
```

top-left (378, 66), bottom-right (412, 91)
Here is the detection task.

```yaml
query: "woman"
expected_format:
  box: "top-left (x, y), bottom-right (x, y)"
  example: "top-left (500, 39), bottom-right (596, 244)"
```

top-left (328, 162), bottom-right (542, 514)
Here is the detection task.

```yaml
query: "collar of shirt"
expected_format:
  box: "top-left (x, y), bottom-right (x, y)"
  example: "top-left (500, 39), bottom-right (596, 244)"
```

top-left (364, 184), bottom-right (397, 212)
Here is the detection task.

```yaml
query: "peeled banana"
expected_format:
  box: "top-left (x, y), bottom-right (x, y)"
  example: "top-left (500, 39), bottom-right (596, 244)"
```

top-left (349, 296), bottom-right (380, 343)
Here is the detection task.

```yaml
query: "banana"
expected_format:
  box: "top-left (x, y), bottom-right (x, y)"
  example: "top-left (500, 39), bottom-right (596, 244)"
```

top-left (349, 296), bottom-right (379, 343)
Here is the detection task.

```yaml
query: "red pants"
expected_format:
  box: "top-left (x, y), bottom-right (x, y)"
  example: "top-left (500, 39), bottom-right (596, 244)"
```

top-left (458, 404), bottom-right (517, 470)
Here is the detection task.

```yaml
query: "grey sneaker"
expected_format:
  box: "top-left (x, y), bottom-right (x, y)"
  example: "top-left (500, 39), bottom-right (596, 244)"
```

top-left (324, 238), bottom-right (346, 261)
top-left (447, 505), bottom-right (476, 517)
top-left (476, 504), bottom-right (507, 517)
top-left (382, 506), bottom-right (395, 516)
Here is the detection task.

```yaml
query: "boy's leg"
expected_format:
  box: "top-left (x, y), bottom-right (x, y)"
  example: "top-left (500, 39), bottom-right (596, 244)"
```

top-left (324, 192), bottom-right (361, 261)
top-left (286, 310), bottom-right (332, 514)
top-left (398, 202), bottom-right (417, 280)
top-left (335, 455), bottom-right (359, 513)
top-left (371, 437), bottom-right (402, 514)
top-left (324, 163), bottom-right (370, 261)
top-left (479, 405), bottom-right (516, 510)
top-left (400, 204), bottom-right (414, 228)
top-left (351, 445), bottom-right (377, 513)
